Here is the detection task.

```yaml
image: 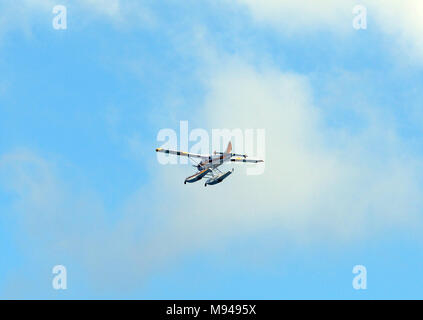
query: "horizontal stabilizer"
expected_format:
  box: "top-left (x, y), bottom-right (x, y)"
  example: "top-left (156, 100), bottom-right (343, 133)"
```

top-left (230, 157), bottom-right (264, 163)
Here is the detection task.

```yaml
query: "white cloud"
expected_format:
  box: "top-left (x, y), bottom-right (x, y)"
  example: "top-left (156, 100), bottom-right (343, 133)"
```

top-left (1, 58), bottom-right (422, 294)
top-left (230, 0), bottom-right (423, 64)
top-left (5, 0), bottom-right (423, 65)
top-left (0, 0), bottom-right (156, 40)
top-left (1, 0), bottom-right (423, 294)
top-left (369, 0), bottom-right (423, 64)
top-left (0, 0), bottom-right (54, 40)
top-left (231, 0), bottom-right (355, 33)
top-left (74, 0), bottom-right (156, 27)
top-left (200, 58), bottom-right (423, 237)
top-left (78, 0), bottom-right (120, 17)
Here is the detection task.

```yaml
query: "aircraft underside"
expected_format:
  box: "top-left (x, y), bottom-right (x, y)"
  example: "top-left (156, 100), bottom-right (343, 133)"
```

top-left (184, 167), bottom-right (234, 186)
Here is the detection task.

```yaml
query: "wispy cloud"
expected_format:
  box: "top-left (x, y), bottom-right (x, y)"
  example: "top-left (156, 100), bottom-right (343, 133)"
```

top-left (1, 0), bottom-right (423, 297)
top-left (199, 57), bottom-right (423, 239)
top-left (230, 0), bottom-right (355, 33)
top-left (0, 0), bottom-right (156, 41)
top-left (1, 55), bottom-right (422, 295)
top-left (369, 0), bottom-right (423, 64)
top-left (229, 0), bottom-right (423, 65)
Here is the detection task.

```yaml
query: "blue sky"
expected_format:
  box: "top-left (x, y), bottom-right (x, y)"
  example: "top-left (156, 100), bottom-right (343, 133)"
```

top-left (1, 0), bottom-right (423, 299)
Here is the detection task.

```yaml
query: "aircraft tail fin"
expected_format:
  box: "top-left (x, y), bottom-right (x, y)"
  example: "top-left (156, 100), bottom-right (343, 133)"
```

top-left (225, 141), bottom-right (232, 154)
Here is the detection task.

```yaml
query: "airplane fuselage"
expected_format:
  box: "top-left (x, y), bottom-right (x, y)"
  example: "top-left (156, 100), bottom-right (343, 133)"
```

top-left (197, 153), bottom-right (232, 171)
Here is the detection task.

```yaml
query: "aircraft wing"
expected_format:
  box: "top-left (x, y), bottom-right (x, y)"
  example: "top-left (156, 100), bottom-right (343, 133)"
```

top-left (230, 157), bottom-right (264, 163)
top-left (155, 148), bottom-right (207, 159)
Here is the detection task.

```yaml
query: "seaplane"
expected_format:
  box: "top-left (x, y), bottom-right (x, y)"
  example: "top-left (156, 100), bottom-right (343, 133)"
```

top-left (155, 141), bottom-right (264, 186)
